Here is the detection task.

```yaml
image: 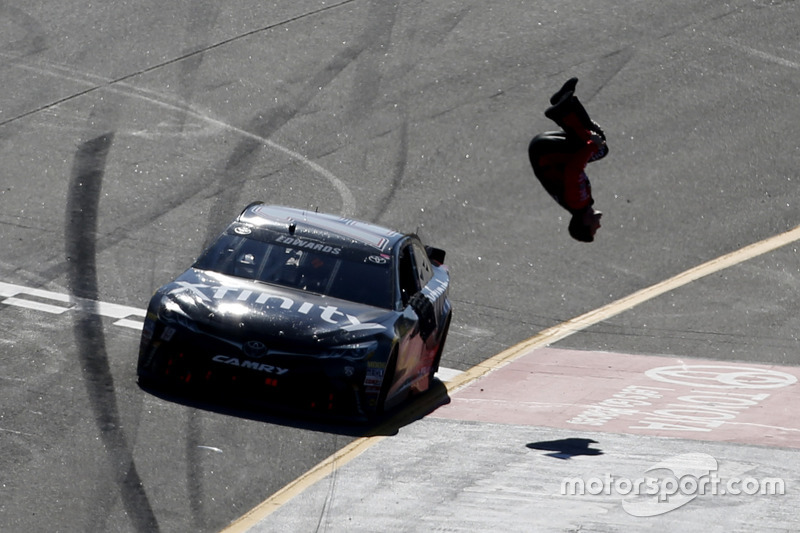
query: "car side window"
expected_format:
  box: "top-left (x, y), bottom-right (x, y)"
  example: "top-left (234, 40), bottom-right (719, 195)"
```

top-left (411, 242), bottom-right (434, 287)
top-left (398, 244), bottom-right (420, 307)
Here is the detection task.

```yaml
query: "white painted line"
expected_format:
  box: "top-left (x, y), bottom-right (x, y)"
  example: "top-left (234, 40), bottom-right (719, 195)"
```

top-left (83, 300), bottom-right (147, 320)
top-left (0, 281), bottom-right (71, 302)
top-left (113, 318), bottom-right (147, 330)
top-left (435, 367), bottom-right (463, 382)
top-left (0, 281), bottom-right (144, 330)
top-left (2, 297), bottom-right (72, 314)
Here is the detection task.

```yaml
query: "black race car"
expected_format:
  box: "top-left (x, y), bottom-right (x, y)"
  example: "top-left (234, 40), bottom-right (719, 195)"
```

top-left (137, 203), bottom-right (452, 419)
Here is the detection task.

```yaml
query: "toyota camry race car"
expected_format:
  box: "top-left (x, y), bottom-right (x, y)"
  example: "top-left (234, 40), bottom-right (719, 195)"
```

top-left (137, 203), bottom-right (452, 420)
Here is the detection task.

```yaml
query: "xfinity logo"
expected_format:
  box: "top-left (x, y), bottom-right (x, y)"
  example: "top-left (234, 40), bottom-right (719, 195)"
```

top-left (212, 355), bottom-right (289, 375)
top-left (172, 281), bottom-right (385, 332)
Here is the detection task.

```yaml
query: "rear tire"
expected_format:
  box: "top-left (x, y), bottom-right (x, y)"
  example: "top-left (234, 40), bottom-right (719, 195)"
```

top-left (427, 313), bottom-right (451, 388)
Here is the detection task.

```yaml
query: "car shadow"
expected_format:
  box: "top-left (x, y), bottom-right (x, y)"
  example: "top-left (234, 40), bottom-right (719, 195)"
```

top-left (526, 437), bottom-right (605, 460)
top-left (138, 378), bottom-right (451, 437)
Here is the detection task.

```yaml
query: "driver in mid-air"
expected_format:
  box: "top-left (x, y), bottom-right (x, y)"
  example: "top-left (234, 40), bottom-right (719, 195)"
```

top-left (528, 78), bottom-right (608, 242)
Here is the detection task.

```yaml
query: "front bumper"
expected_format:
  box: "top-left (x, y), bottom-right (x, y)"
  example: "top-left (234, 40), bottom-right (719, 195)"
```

top-left (137, 319), bottom-right (385, 418)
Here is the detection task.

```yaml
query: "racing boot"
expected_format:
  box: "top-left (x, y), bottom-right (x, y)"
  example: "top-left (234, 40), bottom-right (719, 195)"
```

top-left (545, 91), bottom-right (608, 161)
top-left (549, 77), bottom-right (579, 105)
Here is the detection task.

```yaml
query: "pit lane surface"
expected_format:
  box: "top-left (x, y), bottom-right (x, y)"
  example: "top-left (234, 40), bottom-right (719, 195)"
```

top-left (2, 1), bottom-right (800, 532)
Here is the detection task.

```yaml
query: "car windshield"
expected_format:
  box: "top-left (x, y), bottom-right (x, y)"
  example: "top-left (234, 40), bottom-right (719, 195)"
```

top-left (193, 233), bottom-right (394, 309)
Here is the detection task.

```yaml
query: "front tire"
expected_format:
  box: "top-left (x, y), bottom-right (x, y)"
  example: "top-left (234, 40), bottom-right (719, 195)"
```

top-left (376, 347), bottom-right (398, 415)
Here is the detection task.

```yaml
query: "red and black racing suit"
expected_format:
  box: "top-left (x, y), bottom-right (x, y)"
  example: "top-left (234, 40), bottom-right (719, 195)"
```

top-left (528, 130), bottom-right (599, 215)
top-left (528, 90), bottom-right (605, 216)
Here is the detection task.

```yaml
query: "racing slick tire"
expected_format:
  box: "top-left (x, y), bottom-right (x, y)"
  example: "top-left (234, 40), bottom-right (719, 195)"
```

top-left (427, 313), bottom-right (452, 388)
top-left (376, 347), bottom-right (398, 415)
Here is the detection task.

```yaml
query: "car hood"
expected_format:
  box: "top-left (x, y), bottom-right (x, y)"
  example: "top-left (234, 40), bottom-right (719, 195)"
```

top-left (158, 269), bottom-right (396, 346)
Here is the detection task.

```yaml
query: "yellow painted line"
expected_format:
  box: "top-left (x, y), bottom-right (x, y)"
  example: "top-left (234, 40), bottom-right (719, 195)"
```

top-left (225, 436), bottom-right (386, 532)
top-left (224, 389), bottom-right (447, 532)
top-left (446, 224), bottom-right (800, 393)
top-left (223, 224), bottom-right (800, 532)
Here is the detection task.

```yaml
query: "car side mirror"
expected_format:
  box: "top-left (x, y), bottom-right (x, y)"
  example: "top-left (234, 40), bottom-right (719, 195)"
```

top-left (425, 246), bottom-right (446, 265)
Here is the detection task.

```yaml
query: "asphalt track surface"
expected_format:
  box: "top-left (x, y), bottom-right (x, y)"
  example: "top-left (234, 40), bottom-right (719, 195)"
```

top-left (1, 1), bottom-right (799, 532)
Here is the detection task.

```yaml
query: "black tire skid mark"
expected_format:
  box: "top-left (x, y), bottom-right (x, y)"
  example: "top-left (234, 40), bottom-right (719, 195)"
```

top-left (345, 1), bottom-right (399, 124)
top-left (66, 133), bottom-right (160, 533)
top-left (198, 0), bottom-right (409, 230)
top-left (174, 0), bottom-right (222, 132)
top-left (25, 4), bottom-right (365, 281)
top-left (372, 119), bottom-right (409, 223)
top-left (346, 3), bottom-right (471, 223)
top-left (173, 4), bottom-right (226, 523)
top-left (8, 4), bottom-right (373, 529)
top-left (202, 0), bottom-right (465, 238)
top-left (199, 36), bottom-right (375, 247)
top-left (347, 2), bottom-right (407, 223)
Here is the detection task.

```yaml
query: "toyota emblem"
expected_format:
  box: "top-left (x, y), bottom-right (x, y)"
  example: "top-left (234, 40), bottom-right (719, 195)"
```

top-left (243, 340), bottom-right (268, 358)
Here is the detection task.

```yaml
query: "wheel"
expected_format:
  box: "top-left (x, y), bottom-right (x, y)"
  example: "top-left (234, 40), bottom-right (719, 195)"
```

top-left (427, 313), bottom-right (451, 388)
top-left (376, 347), bottom-right (398, 415)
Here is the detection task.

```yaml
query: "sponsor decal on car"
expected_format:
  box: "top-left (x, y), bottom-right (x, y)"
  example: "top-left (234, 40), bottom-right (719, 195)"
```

top-left (160, 326), bottom-right (176, 341)
top-left (171, 281), bottom-right (386, 332)
top-left (367, 254), bottom-right (389, 264)
top-left (212, 355), bottom-right (289, 375)
top-left (422, 277), bottom-right (448, 301)
top-left (364, 367), bottom-right (385, 387)
top-left (275, 234), bottom-right (342, 255)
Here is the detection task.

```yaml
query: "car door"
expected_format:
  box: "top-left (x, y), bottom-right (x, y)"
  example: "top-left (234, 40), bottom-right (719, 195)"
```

top-left (393, 239), bottom-right (445, 396)
top-left (389, 242), bottom-right (426, 398)
top-left (408, 241), bottom-right (440, 342)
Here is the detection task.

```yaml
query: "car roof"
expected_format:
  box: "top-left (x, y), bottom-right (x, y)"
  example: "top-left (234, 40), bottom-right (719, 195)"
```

top-left (235, 203), bottom-right (408, 254)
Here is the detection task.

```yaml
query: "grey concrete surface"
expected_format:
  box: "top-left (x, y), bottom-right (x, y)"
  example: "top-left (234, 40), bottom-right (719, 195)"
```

top-left (256, 417), bottom-right (800, 532)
